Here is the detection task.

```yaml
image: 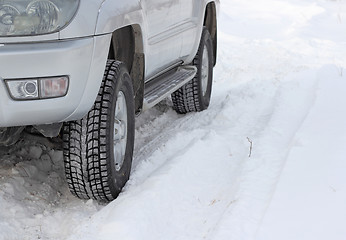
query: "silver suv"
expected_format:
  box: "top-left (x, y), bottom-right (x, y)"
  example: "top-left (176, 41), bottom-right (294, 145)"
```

top-left (0, 0), bottom-right (219, 201)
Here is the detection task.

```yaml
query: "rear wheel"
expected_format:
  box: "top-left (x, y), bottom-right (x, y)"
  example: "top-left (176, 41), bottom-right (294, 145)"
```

top-left (171, 28), bottom-right (214, 114)
top-left (63, 60), bottom-right (135, 202)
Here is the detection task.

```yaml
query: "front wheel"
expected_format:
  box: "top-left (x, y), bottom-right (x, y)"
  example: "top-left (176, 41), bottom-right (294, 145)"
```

top-left (63, 60), bottom-right (135, 202)
top-left (171, 28), bottom-right (214, 114)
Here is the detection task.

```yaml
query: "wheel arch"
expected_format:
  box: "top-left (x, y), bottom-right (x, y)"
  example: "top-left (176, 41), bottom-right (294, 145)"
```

top-left (108, 25), bottom-right (145, 114)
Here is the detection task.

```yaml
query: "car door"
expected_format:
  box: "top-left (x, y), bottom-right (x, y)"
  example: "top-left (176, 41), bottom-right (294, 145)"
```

top-left (141, 0), bottom-right (183, 79)
top-left (179, 0), bottom-right (200, 60)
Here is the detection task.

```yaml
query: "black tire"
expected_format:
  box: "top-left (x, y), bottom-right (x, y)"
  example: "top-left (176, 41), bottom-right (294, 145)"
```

top-left (63, 60), bottom-right (135, 202)
top-left (171, 28), bottom-right (214, 114)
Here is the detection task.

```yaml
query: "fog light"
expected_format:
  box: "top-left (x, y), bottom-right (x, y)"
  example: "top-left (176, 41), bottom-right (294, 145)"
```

top-left (5, 76), bottom-right (69, 100)
top-left (40, 76), bottom-right (68, 98)
top-left (6, 79), bottom-right (39, 99)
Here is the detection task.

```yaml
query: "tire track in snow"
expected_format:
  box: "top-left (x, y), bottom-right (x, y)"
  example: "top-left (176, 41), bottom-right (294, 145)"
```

top-left (130, 76), bottom-right (281, 187)
top-left (208, 71), bottom-right (319, 240)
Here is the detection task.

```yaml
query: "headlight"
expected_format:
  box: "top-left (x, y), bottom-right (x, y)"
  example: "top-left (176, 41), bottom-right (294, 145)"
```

top-left (0, 0), bottom-right (79, 36)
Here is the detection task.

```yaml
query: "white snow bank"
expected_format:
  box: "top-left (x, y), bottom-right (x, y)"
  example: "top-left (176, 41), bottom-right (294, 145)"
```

top-left (256, 65), bottom-right (346, 240)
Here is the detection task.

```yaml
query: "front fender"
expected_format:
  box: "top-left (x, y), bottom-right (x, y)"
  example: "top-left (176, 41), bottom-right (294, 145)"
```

top-left (95, 0), bottom-right (145, 35)
top-left (59, 0), bottom-right (105, 39)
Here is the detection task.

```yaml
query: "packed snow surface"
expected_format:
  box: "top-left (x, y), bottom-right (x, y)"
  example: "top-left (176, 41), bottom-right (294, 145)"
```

top-left (1, 0), bottom-right (346, 239)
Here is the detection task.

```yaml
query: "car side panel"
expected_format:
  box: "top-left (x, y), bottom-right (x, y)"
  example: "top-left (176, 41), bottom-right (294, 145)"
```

top-left (141, 0), bottom-right (183, 79)
top-left (179, 0), bottom-right (200, 61)
top-left (180, 0), bottom-right (219, 66)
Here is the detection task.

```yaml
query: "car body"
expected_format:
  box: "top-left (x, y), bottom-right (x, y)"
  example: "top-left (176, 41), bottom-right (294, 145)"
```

top-left (0, 0), bottom-right (218, 128)
top-left (0, 0), bottom-right (219, 201)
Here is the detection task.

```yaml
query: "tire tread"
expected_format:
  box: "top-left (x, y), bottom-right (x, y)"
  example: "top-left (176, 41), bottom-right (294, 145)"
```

top-left (171, 28), bottom-right (213, 114)
top-left (64, 61), bottom-right (124, 201)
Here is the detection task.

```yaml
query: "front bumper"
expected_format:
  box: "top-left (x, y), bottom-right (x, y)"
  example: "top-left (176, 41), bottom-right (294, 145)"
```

top-left (0, 34), bottom-right (111, 128)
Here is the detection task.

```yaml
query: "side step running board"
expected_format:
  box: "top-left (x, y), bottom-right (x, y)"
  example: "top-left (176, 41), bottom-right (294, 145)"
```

top-left (143, 66), bottom-right (197, 111)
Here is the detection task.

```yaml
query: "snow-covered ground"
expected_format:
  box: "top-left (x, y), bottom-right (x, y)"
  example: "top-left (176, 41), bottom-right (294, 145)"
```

top-left (1, 0), bottom-right (346, 239)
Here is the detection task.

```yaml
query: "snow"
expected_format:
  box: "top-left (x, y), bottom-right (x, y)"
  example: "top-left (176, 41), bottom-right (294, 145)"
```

top-left (1, 0), bottom-right (346, 239)
top-left (256, 67), bottom-right (346, 240)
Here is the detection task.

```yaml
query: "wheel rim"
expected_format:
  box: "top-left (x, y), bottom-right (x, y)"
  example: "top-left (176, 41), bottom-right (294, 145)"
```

top-left (201, 45), bottom-right (209, 96)
top-left (113, 91), bottom-right (128, 171)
